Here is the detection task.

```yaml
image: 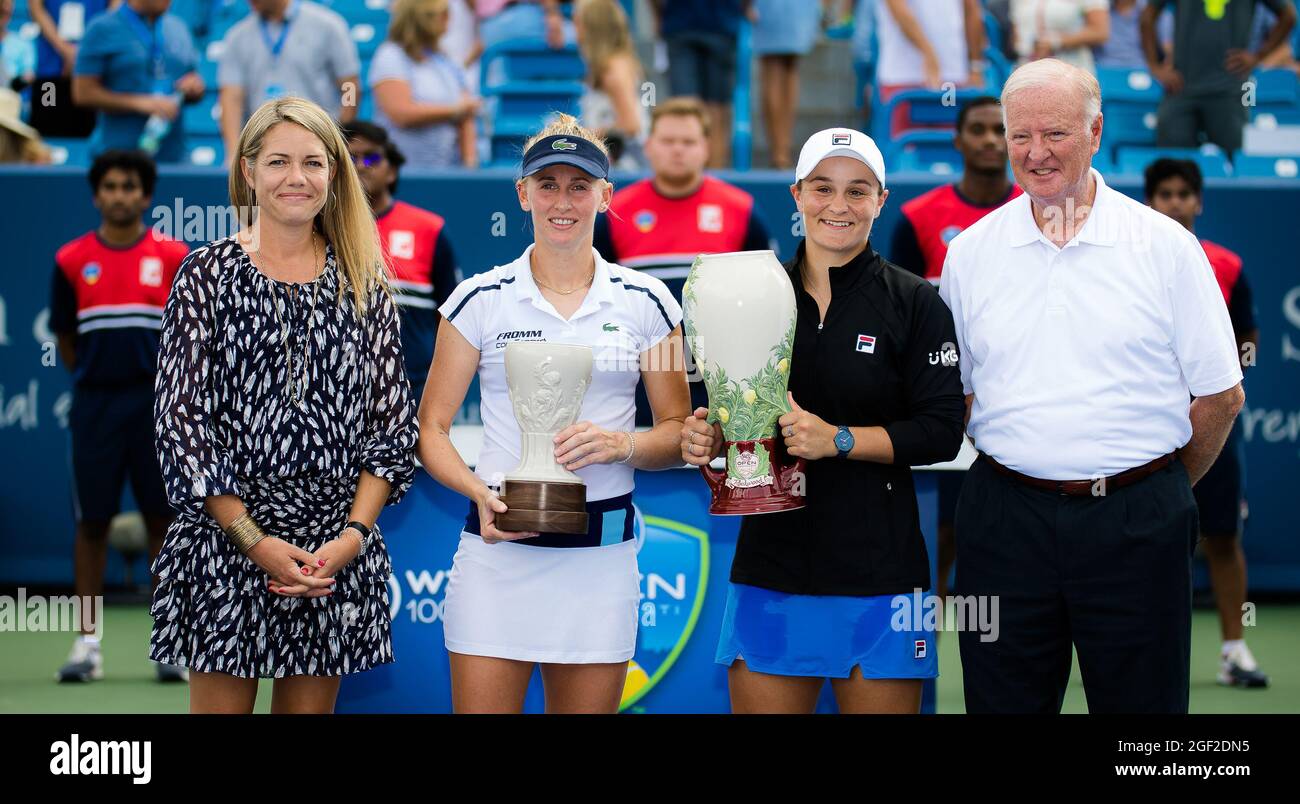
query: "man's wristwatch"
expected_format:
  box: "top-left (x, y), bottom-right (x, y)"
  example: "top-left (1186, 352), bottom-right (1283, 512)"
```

top-left (834, 426), bottom-right (855, 458)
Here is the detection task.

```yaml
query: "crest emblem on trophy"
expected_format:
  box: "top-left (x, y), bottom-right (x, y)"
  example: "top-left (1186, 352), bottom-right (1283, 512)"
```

top-left (683, 250), bottom-right (805, 515)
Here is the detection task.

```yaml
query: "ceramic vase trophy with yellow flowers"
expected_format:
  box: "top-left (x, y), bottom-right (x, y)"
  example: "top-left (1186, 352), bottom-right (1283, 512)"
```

top-left (683, 251), bottom-right (805, 515)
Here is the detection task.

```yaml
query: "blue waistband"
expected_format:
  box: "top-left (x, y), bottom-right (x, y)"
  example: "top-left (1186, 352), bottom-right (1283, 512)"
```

top-left (464, 492), bottom-right (634, 548)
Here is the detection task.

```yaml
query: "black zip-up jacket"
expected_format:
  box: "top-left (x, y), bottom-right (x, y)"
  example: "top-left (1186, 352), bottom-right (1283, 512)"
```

top-left (730, 240), bottom-right (966, 596)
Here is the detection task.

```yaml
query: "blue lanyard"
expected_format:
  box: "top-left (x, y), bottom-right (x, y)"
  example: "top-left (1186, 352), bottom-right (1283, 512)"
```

top-left (119, 4), bottom-right (165, 81)
top-left (260, 0), bottom-right (300, 63)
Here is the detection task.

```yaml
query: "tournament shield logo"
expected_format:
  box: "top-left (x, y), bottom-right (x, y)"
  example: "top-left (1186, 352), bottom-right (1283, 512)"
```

top-left (81, 262), bottom-right (101, 286)
top-left (940, 225), bottom-right (963, 246)
top-left (620, 509), bottom-right (709, 711)
top-left (634, 210), bottom-right (656, 233)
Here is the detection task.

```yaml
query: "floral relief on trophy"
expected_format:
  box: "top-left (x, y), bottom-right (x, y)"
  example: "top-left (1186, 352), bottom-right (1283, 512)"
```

top-left (510, 356), bottom-right (590, 434)
top-left (697, 318), bottom-right (795, 487)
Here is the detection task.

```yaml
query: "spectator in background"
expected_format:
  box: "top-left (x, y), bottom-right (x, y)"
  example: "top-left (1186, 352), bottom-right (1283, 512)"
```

top-left (889, 96), bottom-right (1021, 605)
top-left (1, 0), bottom-right (36, 90)
top-left (49, 149), bottom-right (189, 684)
top-left (574, 0), bottom-right (647, 168)
top-left (876, 0), bottom-right (986, 136)
top-left (593, 97), bottom-right (771, 424)
top-left (0, 88), bottom-right (53, 162)
top-left (655, 0), bottom-right (751, 168)
top-left (27, 0), bottom-right (104, 137)
top-left (1011, 0), bottom-right (1110, 72)
top-left (1251, 2), bottom-right (1300, 74)
top-left (892, 96), bottom-right (1023, 285)
top-left (1143, 0), bottom-right (1297, 154)
top-left (753, 0), bottom-right (825, 169)
top-left (1144, 158), bottom-right (1269, 691)
top-left (442, 0), bottom-right (483, 93)
top-left (1095, 0), bottom-right (1153, 68)
top-left (73, 0), bottom-right (205, 162)
top-left (371, 0), bottom-right (479, 168)
top-left (344, 120), bottom-right (460, 400)
top-left (851, 0), bottom-right (878, 123)
top-left (217, 0), bottom-right (361, 165)
top-left (479, 0), bottom-right (575, 50)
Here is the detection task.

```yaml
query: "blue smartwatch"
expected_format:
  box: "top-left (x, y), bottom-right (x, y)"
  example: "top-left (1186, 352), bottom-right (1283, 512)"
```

top-left (834, 426), bottom-right (854, 458)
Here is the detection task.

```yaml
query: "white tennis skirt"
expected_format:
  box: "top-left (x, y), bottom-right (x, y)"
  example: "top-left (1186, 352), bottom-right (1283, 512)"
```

top-left (442, 531), bottom-right (640, 664)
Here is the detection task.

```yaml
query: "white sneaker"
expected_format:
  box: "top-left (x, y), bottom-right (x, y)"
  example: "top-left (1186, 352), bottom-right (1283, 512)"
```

top-left (56, 638), bottom-right (104, 682)
top-left (1217, 643), bottom-right (1269, 688)
top-left (154, 661), bottom-right (189, 683)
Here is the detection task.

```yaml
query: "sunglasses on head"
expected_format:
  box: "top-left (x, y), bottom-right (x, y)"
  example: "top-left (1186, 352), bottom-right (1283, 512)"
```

top-left (351, 151), bottom-right (385, 168)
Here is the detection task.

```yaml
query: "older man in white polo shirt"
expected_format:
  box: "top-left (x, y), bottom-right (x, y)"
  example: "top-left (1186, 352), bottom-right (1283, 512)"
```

top-left (939, 59), bottom-right (1245, 714)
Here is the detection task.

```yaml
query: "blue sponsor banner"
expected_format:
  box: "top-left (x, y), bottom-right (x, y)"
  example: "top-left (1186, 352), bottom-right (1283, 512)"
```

top-left (335, 469), bottom-right (940, 714)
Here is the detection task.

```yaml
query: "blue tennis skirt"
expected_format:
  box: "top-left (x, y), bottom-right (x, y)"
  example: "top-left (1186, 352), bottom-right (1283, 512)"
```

top-left (715, 583), bottom-right (939, 679)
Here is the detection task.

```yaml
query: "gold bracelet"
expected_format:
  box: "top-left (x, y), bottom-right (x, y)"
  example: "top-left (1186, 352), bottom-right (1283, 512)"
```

top-left (224, 512), bottom-right (268, 554)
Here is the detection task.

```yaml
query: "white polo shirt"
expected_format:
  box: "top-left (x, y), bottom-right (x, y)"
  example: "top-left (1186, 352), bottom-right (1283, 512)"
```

top-left (440, 245), bottom-right (682, 500)
top-left (939, 169), bottom-right (1242, 480)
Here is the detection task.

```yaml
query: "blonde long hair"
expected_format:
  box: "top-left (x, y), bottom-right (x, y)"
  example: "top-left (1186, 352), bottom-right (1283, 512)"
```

top-left (388, 0), bottom-right (448, 61)
top-left (574, 0), bottom-right (637, 88)
top-left (230, 97), bottom-right (386, 315)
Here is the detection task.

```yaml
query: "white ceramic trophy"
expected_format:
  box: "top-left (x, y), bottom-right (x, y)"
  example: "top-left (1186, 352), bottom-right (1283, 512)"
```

top-left (496, 342), bottom-right (594, 533)
top-left (683, 250), bottom-right (805, 515)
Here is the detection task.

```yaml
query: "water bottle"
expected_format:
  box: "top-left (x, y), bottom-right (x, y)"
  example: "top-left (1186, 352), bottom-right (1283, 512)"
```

top-left (139, 93), bottom-right (182, 155)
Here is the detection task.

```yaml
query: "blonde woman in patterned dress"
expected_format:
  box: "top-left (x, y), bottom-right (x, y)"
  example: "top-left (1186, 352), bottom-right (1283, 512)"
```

top-left (150, 97), bottom-right (418, 713)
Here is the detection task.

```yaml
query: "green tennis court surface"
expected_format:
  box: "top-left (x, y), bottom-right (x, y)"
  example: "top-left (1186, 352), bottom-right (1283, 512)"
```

top-left (2, 605), bottom-right (1297, 713)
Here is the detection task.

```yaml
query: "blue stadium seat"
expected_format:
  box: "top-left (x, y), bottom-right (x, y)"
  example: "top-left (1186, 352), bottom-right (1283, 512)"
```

top-left (1101, 105), bottom-right (1159, 158)
top-left (197, 56), bottom-right (220, 90)
top-left (319, 0), bottom-right (392, 29)
top-left (490, 135), bottom-right (527, 165)
top-left (480, 38), bottom-right (586, 89)
top-left (350, 22), bottom-right (383, 60)
top-left (1097, 66), bottom-right (1163, 104)
top-left (1251, 69), bottom-right (1299, 107)
top-left (45, 137), bottom-right (91, 167)
top-left (208, 0), bottom-right (249, 40)
top-left (871, 88), bottom-right (987, 142)
top-left (182, 93), bottom-right (223, 137)
top-left (1115, 145), bottom-right (1231, 177)
top-left (1233, 154), bottom-right (1300, 179)
top-left (489, 80), bottom-right (583, 120)
top-left (1091, 147), bottom-right (1115, 176)
top-left (185, 136), bottom-right (225, 167)
top-left (170, 0), bottom-right (209, 38)
top-left (889, 129), bottom-right (961, 174)
top-left (1252, 106), bottom-right (1300, 126)
top-left (892, 149), bottom-right (961, 177)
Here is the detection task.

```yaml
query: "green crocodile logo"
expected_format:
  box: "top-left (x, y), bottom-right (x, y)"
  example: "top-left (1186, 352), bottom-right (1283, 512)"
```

top-left (602, 322), bottom-right (620, 332)
top-left (552, 139), bottom-right (578, 151)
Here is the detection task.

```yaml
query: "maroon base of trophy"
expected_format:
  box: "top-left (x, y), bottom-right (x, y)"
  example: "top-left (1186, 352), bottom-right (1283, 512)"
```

top-left (699, 437), bottom-right (807, 516)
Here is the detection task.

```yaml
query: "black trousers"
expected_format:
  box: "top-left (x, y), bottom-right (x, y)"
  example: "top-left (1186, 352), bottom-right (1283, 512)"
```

top-left (955, 457), bottom-right (1199, 714)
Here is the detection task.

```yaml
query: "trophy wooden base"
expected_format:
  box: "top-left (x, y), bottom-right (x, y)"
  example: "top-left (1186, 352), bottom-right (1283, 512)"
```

top-left (496, 479), bottom-right (589, 534)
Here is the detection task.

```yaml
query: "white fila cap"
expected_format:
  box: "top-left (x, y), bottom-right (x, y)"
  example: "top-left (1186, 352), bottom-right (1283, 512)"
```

top-left (794, 128), bottom-right (886, 189)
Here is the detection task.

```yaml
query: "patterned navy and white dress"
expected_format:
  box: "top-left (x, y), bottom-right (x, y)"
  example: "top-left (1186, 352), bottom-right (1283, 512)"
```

top-left (149, 235), bottom-right (418, 678)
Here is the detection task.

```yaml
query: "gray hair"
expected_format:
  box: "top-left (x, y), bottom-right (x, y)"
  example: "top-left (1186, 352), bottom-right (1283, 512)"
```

top-left (1001, 58), bottom-right (1102, 128)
